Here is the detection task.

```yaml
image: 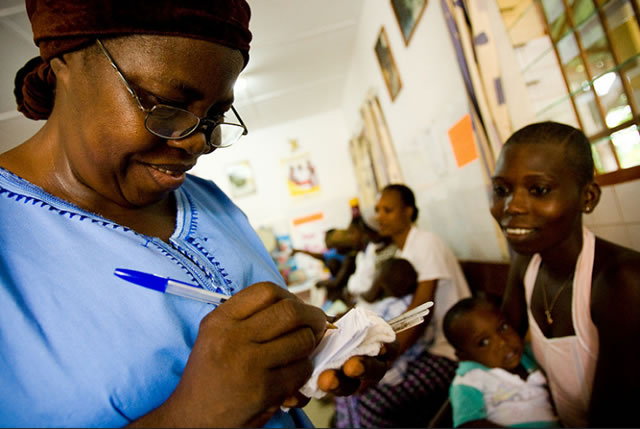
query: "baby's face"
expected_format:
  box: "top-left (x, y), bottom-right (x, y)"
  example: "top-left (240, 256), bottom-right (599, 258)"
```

top-left (456, 306), bottom-right (524, 370)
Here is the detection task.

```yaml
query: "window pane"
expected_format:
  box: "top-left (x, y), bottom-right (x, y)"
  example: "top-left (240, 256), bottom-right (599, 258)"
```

top-left (575, 87), bottom-right (606, 134)
top-left (542, 0), bottom-right (570, 40)
top-left (621, 56), bottom-right (640, 109)
top-left (568, 0), bottom-right (597, 26)
top-left (612, 125), bottom-right (640, 167)
top-left (517, 37), bottom-right (575, 118)
top-left (578, 14), bottom-right (616, 78)
top-left (594, 72), bottom-right (634, 127)
top-left (535, 97), bottom-right (581, 128)
top-left (604, 0), bottom-right (640, 62)
top-left (557, 32), bottom-right (590, 91)
top-left (592, 137), bottom-right (620, 172)
top-left (506, 1), bottom-right (547, 46)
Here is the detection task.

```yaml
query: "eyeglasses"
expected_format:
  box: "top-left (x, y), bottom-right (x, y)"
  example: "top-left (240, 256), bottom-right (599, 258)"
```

top-left (96, 39), bottom-right (248, 152)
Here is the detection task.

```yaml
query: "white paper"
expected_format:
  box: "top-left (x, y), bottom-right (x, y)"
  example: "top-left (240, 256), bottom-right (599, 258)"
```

top-left (298, 307), bottom-right (396, 399)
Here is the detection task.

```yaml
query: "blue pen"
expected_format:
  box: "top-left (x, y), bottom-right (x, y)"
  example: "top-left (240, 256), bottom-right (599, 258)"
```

top-left (114, 268), bottom-right (229, 305)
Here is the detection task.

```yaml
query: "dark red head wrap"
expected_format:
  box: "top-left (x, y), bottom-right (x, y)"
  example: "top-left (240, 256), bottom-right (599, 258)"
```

top-left (15, 0), bottom-right (252, 120)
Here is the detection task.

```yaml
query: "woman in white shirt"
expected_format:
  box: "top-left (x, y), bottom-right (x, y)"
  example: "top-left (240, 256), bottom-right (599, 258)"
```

top-left (336, 184), bottom-right (471, 428)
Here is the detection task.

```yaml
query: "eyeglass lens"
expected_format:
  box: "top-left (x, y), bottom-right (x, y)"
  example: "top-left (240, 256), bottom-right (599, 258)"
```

top-left (145, 106), bottom-right (245, 148)
top-left (145, 106), bottom-right (199, 139)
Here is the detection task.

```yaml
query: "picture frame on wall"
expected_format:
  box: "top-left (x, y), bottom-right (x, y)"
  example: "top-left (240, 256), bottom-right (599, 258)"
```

top-left (390, 0), bottom-right (428, 46)
top-left (226, 160), bottom-right (256, 197)
top-left (374, 27), bottom-right (402, 102)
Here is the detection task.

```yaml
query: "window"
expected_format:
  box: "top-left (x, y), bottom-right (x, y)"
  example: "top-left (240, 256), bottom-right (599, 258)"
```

top-left (501, 0), bottom-right (640, 185)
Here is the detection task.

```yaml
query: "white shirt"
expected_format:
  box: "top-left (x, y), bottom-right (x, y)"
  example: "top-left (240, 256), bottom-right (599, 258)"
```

top-left (348, 226), bottom-right (471, 360)
top-left (397, 227), bottom-right (471, 359)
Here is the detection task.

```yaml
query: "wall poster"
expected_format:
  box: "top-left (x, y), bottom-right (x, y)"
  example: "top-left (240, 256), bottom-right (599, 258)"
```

top-left (282, 152), bottom-right (321, 197)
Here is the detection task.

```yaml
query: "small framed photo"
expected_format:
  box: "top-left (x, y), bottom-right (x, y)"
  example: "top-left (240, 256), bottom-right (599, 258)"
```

top-left (374, 27), bottom-right (402, 102)
top-left (391, 0), bottom-right (428, 46)
top-left (226, 160), bottom-right (256, 197)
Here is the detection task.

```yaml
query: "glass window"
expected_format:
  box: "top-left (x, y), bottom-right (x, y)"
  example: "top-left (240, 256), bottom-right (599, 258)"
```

top-left (578, 14), bottom-right (616, 78)
top-left (611, 125), bottom-right (640, 167)
top-left (519, 38), bottom-right (576, 119)
top-left (621, 57), bottom-right (640, 109)
top-left (499, 0), bottom-right (639, 184)
top-left (574, 87), bottom-right (606, 134)
top-left (557, 32), bottom-right (590, 91)
top-left (535, 97), bottom-right (581, 127)
top-left (592, 137), bottom-right (620, 172)
top-left (569, 0), bottom-right (597, 26)
top-left (594, 71), bottom-right (634, 127)
top-left (604, 0), bottom-right (640, 62)
top-left (542, 0), bottom-right (571, 40)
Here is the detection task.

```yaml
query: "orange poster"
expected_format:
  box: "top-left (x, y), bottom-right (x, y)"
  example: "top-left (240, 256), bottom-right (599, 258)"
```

top-left (448, 114), bottom-right (478, 168)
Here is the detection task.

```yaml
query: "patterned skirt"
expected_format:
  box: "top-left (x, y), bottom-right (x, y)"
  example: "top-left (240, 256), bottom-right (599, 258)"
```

top-left (334, 350), bottom-right (457, 428)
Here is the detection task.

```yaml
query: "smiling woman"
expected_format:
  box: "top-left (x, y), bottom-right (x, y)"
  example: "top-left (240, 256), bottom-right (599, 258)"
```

top-left (494, 121), bottom-right (640, 427)
top-left (0, 1), bottom-right (396, 427)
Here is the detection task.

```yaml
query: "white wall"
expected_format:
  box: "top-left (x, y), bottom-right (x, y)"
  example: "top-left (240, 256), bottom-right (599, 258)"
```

top-left (340, 0), bottom-right (508, 261)
top-left (191, 108), bottom-right (358, 243)
top-left (585, 178), bottom-right (640, 252)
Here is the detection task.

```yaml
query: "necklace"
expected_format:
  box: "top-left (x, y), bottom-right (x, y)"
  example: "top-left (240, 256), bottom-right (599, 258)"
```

top-left (540, 273), bottom-right (572, 325)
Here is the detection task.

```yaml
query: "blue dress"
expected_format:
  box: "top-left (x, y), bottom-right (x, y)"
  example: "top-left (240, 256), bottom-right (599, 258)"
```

top-left (0, 168), bottom-right (312, 428)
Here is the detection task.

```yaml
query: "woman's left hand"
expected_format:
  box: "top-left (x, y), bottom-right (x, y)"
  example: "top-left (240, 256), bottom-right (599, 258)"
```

top-left (277, 340), bottom-right (399, 409)
top-left (316, 341), bottom-right (400, 395)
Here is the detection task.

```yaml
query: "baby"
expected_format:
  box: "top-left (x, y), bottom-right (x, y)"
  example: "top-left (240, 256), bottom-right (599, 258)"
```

top-left (359, 257), bottom-right (418, 320)
top-left (443, 297), bottom-right (559, 427)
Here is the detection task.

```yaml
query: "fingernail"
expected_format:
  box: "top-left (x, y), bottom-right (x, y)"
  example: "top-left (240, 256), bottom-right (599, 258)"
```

top-left (350, 360), bottom-right (365, 377)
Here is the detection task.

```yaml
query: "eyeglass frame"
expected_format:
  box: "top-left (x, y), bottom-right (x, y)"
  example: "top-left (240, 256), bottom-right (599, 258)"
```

top-left (95, 38), bottom-right (248, 152)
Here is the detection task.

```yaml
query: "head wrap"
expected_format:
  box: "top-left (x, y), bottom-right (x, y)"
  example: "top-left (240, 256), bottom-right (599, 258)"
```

top-left (15, 0), bottom-right (252, 120)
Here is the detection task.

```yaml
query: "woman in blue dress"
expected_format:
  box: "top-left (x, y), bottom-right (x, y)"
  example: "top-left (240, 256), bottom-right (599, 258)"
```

top-left (0, 1), bottom-right (395, 427)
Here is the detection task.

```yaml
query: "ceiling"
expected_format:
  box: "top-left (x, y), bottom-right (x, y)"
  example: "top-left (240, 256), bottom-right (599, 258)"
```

top-left (238, 0), bottom-right (364, 131)
top-left (0, 0), bottom-right (364, 152)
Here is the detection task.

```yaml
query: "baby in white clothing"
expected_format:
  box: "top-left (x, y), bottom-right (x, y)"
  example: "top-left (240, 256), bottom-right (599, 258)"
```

top-left (443, 297), bottom-right (559, 427)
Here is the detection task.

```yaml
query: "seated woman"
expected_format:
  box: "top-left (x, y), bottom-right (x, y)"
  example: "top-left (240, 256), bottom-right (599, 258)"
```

top-left (0, 1), bottom-right (395, 426)
top-left (492, 121), bottom-right (640, 427)
top-left (336, 184), bottom-right (472, 428)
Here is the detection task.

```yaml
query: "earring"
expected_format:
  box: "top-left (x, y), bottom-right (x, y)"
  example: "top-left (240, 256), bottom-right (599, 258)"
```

top-left (584, 205), bottom-right (593, 213)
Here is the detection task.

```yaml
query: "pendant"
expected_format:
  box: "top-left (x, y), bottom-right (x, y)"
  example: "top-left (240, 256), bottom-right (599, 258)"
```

top-left (545, 310), bottom-right (553, 325)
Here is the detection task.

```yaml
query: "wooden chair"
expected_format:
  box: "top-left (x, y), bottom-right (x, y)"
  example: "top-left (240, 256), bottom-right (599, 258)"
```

top-left (427, 398), bottom-right (453, 428)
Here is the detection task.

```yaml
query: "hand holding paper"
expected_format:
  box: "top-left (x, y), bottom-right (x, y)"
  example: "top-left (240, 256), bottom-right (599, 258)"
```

top-left (299, 301), bottom-right (433, 399)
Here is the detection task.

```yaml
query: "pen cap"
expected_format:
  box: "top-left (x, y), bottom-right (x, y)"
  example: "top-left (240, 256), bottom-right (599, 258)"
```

top-left (114, 268), bottom-right (168, 293)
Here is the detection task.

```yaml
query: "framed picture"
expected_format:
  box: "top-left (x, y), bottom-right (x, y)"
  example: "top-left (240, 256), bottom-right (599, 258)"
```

top-left (374, 27), bottom-right (402, 102)
top-left (226, 160), bottom-right (256, 197)
top-left (391, 0), bottom-right (428, 46)
top-left (281, 152), bottom-right (321, 197)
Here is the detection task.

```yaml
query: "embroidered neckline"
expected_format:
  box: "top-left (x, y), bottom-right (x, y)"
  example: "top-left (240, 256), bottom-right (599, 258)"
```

top-left (0, 167), bottom-right (225, 288)
top-left (0, 173), bottom-right (136, 235)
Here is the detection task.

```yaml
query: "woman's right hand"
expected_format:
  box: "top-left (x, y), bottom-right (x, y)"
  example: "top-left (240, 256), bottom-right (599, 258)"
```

top-left (130, 282), bottom-right (328, 428)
